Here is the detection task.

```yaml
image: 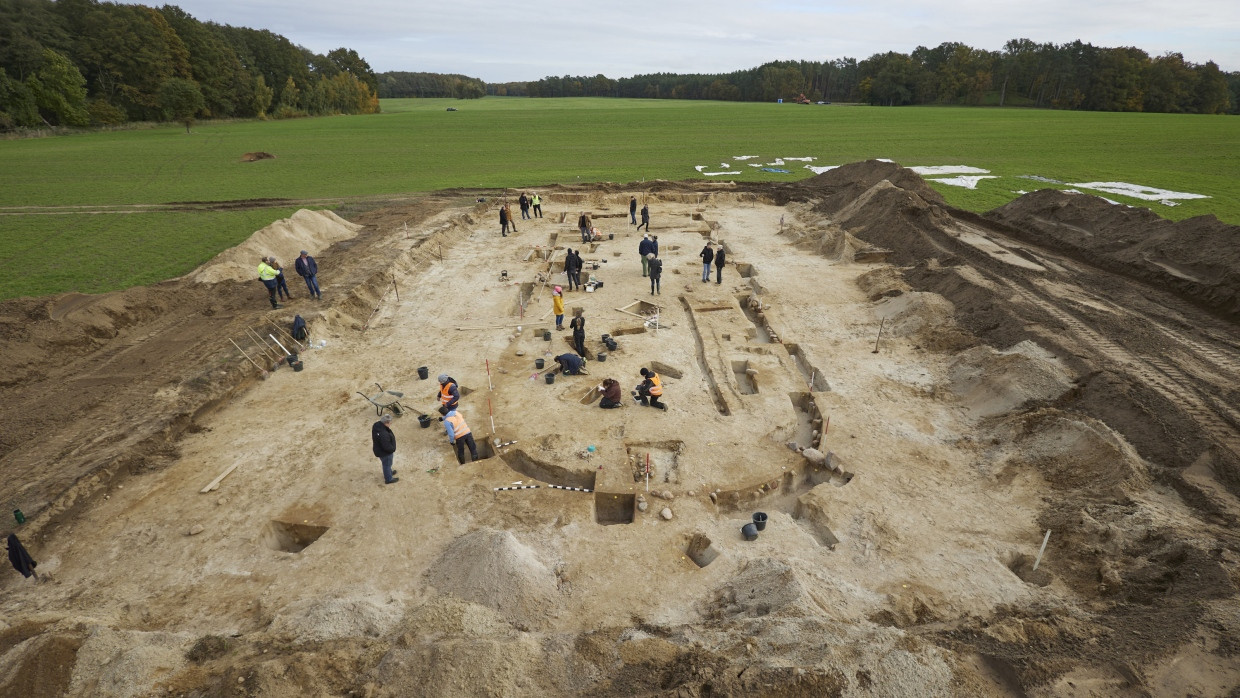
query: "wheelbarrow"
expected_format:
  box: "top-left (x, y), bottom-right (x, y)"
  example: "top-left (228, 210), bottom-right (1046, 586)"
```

top-left (357, 383), bottom-right (406, 416)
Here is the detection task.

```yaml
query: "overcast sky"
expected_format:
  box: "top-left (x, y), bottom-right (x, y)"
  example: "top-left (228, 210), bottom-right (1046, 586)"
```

top-left (153, 0), bottom-right (1240, 82)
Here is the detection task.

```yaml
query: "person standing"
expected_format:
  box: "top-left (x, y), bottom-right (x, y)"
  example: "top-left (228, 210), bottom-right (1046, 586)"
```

top-left (633, 368), bottom-right (666, 410)
top-left (506, 203), bottom-right (518, 233)
top-left (270, 257), bottom-right (291, 300)
top-left (648, 254), bottom-right (662, 295)
top-left (442, 408), bottom-right (479, 464)
top-left (699, 243), bottom-right (715, 282)
top-left (532, 193), bottom-right (543, 218)
top-left (552, 286), bottom-right (565, 330)
top-left (637, 204), bottom-right (650, 232)
top-left (257, 256), bottom-right (282, 309)
top-left (714, 243), bottom-right (727, 284)
top-left (577, 212), bottom-right (591, 243)
top-left (499, 205), bottom-right (511, 237)
top-left (565, 249), bottom-right (581, 292)
top-left (598, 378), bottom-right (622, 409)
top-left (570, 310), bottom-right (586, 357)
top-left (371, 413), bottom-right (399, 484)
top-left (629, 196), bottom-right (638, 225)
top-left (651, 234), bottom-right (659, 257)
top-left (519, 193), bottom-right (531, 219)
top-left (436, 374), bottom-right (460, 414)
top-left (638, 234), bottom-right (654, 277)
top-left (295, 250), bottom-right (321, 300)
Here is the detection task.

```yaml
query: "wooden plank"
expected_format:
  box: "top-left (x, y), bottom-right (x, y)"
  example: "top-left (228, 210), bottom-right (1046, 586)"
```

top-left (200, 463), bottom-right (240, 493)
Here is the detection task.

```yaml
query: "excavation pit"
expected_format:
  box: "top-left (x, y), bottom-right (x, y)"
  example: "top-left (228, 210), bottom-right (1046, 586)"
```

top-left (595, 492), bottom-right (635, 525)
top-left (260, 520), bottom-right (328, 554)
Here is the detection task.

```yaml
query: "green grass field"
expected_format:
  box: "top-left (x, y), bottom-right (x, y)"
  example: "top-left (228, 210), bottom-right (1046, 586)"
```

top-left (2, 98), bottom-right (1237, 299)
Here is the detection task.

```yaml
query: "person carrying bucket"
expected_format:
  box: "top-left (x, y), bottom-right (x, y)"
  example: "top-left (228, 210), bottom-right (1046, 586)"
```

top-left (633, 367), bottom-right (666, 411)
top-left (441, 408), bottom-right (479, 464)
top-left (436, 374), bottom-right (460, 414)
top-left (552, 286), bottom-right (565, 330)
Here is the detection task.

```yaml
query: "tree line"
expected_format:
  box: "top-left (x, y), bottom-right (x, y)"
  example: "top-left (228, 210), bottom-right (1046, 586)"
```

top-left (0, 0), bottom-right (379, 131)
top-left (495, 39), bottom-right (1238, 114)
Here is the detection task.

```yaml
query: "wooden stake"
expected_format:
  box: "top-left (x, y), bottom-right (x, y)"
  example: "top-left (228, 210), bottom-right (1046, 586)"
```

top-left (200, 462), bottom-right (241, 493)
top-left (1033, 530), bottom-right (1052, 571)
top-left (872, 318), bottom-right (885, 354)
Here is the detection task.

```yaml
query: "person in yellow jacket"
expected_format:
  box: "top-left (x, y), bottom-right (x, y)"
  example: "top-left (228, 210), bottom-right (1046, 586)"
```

top-left (441, 408), bottom-right (479, 464)
top-left (257, 256), bottom-right (281, 309)
top-left (552, 286), bottom-right (565, 330)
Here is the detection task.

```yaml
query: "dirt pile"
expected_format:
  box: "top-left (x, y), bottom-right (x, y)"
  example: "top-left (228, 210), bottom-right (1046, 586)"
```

top-left (988, 189), bottom-right (1240, 317)
top-left (945, 340), bottom-right (1076, 418)
top-left (188, 209), bottom-right (363, 284)
top-left (424, 528), bottom-right (559, 628)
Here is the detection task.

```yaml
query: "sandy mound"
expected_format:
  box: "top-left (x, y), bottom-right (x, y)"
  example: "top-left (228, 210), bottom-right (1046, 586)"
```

top-left (240, 152), bottom-right (275, 162)
top-left (946, 340), bottom-right (1076, 418)
top-left (710, 557), bottom-right (813, 620)
top-left (874, 291), bottom-right (956, 338)
top-left (987, 408), bottom-right (1150, 491)
top-left (424, 529), bottom-right (558, 627)
top-left (398, 595), bottom-right (514, 640)
top-left (66, 626), bottom-right (191, 698)
top-left (188, 209), bottom-right (363, 284)
top-left (269, 592), bottom-right (405, 643)
top-left (988, 189), bottom-right (1240, 317)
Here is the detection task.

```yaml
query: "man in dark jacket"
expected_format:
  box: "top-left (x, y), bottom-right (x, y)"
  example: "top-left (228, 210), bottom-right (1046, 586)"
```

top-left (565, 248), bottom-right (582, 291)
top-left (519, 193), bottom-right (531, 219)
top-left (638, 235), bottom-right (654, 277)
top-left (554, 353), bottom-right (586, 375)
top-left (629, 196), bottom-right (638, 224)
top-left (371, 414), bottom-right (398, 484)
top-left (699, 243), bottom-right (715, 282)
top-left (714, 243), bottom-right (727, 284)
top-left (648, 254), bottom-right (662, 295)
top-left (500, 205), bottom-right (511, 236)
top-left (637, 204), bottom-right (650, 232)
top-left (295, 250), bottom-right (321, 300)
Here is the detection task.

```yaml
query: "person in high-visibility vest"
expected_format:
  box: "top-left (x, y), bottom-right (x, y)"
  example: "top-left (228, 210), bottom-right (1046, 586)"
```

top-left (257, 256), bottom-right (281, 309)
top-left (532, 193), bottom-right (543, 218)
top-left (436, 374), bottom-right (460, 414)
top-left (441, 408), bottom-right (478, 464)
top-left (633, 367), bottom-right (666, 411)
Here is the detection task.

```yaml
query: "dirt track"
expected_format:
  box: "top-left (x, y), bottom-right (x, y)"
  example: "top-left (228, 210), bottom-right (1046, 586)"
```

top-left (2, 163), bottom-right (1239, 696)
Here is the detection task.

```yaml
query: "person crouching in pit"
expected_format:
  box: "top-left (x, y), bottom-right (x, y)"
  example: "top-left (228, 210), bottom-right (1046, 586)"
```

top-left (633, 368), bottom-right (666, 411)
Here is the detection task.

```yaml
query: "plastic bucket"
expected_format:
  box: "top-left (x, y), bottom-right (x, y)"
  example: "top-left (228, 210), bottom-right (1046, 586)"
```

top-left (291, 360), bottom-right (304, 372)
top-left (741, 523), bottom-right (759, 541)
top-left (535, 358), bottom-right (545, 369)
top-left (543, 330), bottom-right (551, 341)
top-left (418, 415), bottom-right (432, 428)
top-left (608, 233), bottom-right (614, 240)
top-left (753, 512), bottom-right (768, 531)
top-left (597, 352), bottom-right (607, 362)
top-left (418, 366), bottom-right (429, 379)
top-left (545, 373), bottom-right (555, 384)
top-left (285, 353), bottom-right (298, 365)
top-left (601, 334), bottom-right (610, 342)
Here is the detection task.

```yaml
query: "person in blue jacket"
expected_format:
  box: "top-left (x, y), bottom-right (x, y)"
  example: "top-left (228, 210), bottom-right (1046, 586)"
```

top-left (638, 234), bottom-right (654, 277)
top-left (554, 353), bottom-right (585, 375)
top-left (295, 250), bottom-right (321, 300)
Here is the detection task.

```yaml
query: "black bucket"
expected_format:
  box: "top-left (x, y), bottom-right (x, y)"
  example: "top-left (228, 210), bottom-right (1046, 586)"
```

top-left (545, 373), bottom-right (555, 384)
top-left (601, 334), bottom-right (610, 342)
top-left (741, 523), bottom-right (759, 541)
top-left (543, 330), bottom-right (551, 341)
top-left (285, 353), bottom-right (298, 365)
top-left (291, 360), bottom-right (304, 372)
top-left (535, 358), bottom-right (545, 369)
top-left (418, 366), bottom-right (429, 379)
top-left (597, 352), bottom-right (607, 362)
top-left (753, 512), bottom-right (768, 531)
top-left (418, 415), bottom-right (432, 428)
top-left (608, 233), bottom-right (614, 240)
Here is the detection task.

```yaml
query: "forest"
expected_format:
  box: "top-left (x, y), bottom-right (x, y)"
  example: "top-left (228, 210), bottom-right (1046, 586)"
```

top-left (0, 0), bottom-right (378, 130)
top-left (498, 40), bottom-right (1238, 114)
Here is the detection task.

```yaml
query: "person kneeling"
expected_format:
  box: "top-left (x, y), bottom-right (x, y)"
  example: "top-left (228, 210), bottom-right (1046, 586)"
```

top-left (632, 368), bottom-right (666, 411)
top-left (441, 408), bottom-right (479, 464)
top-left (555, 353), bottom-right (586, 376)
top-left (598, 378), bottom-right (622, 409)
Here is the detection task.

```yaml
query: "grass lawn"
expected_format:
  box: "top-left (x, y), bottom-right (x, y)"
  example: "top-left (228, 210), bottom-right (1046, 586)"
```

top-left (1, 98), bottom-right (1237, 298)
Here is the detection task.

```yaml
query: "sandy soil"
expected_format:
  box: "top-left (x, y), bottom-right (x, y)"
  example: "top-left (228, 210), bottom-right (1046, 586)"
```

top-left (2, 163), bottom-right (1239, 696)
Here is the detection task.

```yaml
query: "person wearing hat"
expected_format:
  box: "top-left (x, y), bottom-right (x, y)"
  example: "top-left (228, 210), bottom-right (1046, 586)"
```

top-left (257, 256), bottom-right (282, 309)
top-left (295, 250), bottom-right (321, 300)
top-left (552, 286), bottom-right (565, 330)
top-left (371, 413), bottom-right (399, 484)
top-left (441, 408), bottom-right (479, 464)
top-left (633, 367), bottom-right (666, 410)
top-left (638, 234), bottom-right (654, 277)
top-left (436, 374), bottom-right (460, 414)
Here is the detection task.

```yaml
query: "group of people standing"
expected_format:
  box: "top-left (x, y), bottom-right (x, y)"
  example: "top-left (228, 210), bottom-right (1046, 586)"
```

top-left (370, 374), bottom-right (480, 485)
top-left (563, 248), bottom-right (585, 291)
top-left (700, 242), bottom-right (727, 284)
top-left (500, 193), bottom-right (544, 236)
top-left (256, 250), bottom-right (322, 309)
